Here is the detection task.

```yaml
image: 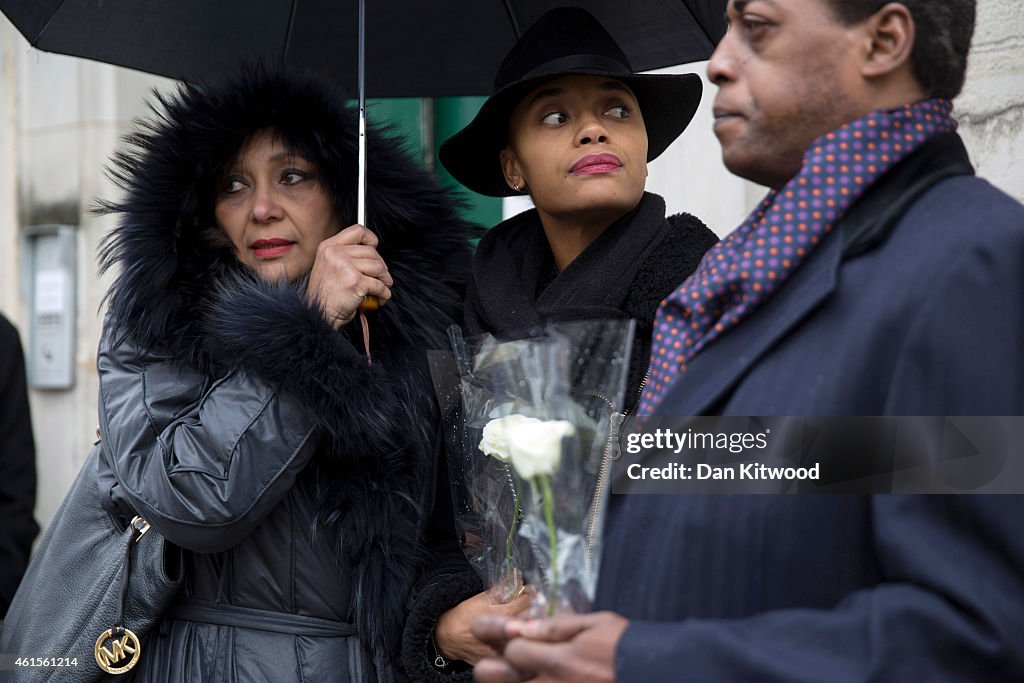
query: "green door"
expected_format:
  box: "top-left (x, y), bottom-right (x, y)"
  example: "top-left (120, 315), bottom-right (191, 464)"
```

top-left (368, 96), bottom-right (502, 229)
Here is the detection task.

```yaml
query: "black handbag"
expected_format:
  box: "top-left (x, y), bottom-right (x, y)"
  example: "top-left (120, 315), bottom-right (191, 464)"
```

top-left (0, 440), bottom-right (184, 682)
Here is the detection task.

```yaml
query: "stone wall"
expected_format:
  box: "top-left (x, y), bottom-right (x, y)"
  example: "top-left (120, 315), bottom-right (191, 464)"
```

top-left (956, 0), bottom-right (1024, 202)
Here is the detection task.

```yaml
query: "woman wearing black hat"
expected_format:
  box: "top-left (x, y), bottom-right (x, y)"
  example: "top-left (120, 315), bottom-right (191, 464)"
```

top-left (401, 7), bottom-right (718, 680)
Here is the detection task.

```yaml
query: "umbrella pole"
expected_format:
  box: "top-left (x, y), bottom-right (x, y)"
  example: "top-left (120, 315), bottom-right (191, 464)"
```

top-left (356, 0), bottom-right (373, 363)
top-left (502, 0), bottom-right (522, 39)
top-left (357, 0), bottom-right (367, 226)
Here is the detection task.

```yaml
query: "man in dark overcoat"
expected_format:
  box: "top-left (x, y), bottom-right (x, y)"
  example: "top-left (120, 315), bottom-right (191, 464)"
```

top-left (472, 0), bottom-right (1024, 680)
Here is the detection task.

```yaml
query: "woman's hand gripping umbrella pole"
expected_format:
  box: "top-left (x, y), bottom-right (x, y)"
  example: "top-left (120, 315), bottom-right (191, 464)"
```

top-left (305, 224), bottom-right (392, 364)
top-left (356, 0), bottom-right (376, 364)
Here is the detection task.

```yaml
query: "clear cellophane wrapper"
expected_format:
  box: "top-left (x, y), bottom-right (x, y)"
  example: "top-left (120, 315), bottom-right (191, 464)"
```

top-left (428, 320), bottom-right (635, 614)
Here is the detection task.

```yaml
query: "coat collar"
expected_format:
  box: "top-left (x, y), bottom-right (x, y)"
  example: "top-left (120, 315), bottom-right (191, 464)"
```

top-left (657, 226), bottom-right (841, 416)
top-left (657, 133), bottom-right (974, 417)
top-left (465, 192), bottom-right (671, 336)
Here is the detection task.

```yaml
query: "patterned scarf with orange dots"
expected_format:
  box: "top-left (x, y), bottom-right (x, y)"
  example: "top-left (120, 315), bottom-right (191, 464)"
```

top-left (638, 98), bottom-right (957, 415)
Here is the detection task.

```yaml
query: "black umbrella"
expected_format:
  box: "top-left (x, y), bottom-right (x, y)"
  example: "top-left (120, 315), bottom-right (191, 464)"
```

top-left (1, 1), bottom-right (726, 97)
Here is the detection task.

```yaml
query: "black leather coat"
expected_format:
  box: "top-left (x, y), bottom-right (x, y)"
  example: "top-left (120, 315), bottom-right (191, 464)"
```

top-left (94, 69), bottom-right (475, 682)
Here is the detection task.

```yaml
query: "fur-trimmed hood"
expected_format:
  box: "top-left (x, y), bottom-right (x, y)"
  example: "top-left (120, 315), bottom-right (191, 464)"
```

top-left (96, 67), bottom-right (477, 673)
top-left (99, 67), bottom-right (475, 365)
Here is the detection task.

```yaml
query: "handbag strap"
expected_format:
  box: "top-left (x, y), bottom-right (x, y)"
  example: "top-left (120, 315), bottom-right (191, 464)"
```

top-left (92, 516), bottom-right (152, 675)
top-left (113, 516), bottom-right (151, 635)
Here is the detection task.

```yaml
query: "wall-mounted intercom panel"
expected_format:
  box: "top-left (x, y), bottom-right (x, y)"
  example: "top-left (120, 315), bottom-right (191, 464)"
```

top-left (22, 225), bottom-right (76, 390)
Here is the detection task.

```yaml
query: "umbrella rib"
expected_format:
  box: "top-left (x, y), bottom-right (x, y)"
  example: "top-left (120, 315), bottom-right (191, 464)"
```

top-left (502, 0), bottom-right (522, 39)
top-left (282, 0), bottom-right (299, 63)
top-left (33, 0), bottom-right (71, 44)
top-left (676, 1), bottom-right (717, 52)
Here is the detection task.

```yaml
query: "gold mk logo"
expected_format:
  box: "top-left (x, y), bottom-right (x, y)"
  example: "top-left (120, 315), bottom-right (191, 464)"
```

top-left (94, 627), bottom-right (141, 674)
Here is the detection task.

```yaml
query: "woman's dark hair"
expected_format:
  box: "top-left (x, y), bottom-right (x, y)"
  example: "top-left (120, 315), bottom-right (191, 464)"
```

top-left (825, 0), bottom-right (976, 99)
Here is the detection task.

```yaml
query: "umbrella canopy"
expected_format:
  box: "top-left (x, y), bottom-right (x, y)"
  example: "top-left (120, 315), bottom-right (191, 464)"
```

top-left (0, 1), bottom-right (726, 97)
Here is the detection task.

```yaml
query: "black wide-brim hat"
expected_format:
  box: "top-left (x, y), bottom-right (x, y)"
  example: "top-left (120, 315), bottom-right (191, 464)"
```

top-left (440, 7), bottom-right (703, 198)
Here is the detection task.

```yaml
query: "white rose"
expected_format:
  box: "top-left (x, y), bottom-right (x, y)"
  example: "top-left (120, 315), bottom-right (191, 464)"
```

top-left (505, 419), bottom-right (576, 479)
top-left (479, 414), bottom-right (542, 462)
top-left (473, 340), bottom-right (524, 371)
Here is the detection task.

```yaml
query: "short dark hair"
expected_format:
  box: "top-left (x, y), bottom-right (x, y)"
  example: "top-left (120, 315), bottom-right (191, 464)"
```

top-left (824, 0), bottom-right (976, 99)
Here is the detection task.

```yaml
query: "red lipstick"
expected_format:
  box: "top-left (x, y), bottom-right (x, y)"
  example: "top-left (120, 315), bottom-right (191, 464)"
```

top-left (251, 238), bottom-right (295, 258)
top-left (571, 153), bottom-right (622, 175)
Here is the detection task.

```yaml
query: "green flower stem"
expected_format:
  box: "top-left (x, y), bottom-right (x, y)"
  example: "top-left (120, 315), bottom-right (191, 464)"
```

top-left (505, 494), bottom-right (520, 572)
top-left (536, 474), bottom-right (558, 617)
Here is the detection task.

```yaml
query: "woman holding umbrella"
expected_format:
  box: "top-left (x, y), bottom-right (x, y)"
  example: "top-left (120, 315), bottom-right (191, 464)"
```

top-left (401, 7), bottom-right (718, 679)
top-left (94, 67), bottom-right (475, 682)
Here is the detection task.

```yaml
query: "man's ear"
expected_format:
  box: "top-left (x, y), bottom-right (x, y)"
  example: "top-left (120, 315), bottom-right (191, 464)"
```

top-left (499, 147), bottom-right (524, 191)
top-left (861, 2), bottom-right (916, 80)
